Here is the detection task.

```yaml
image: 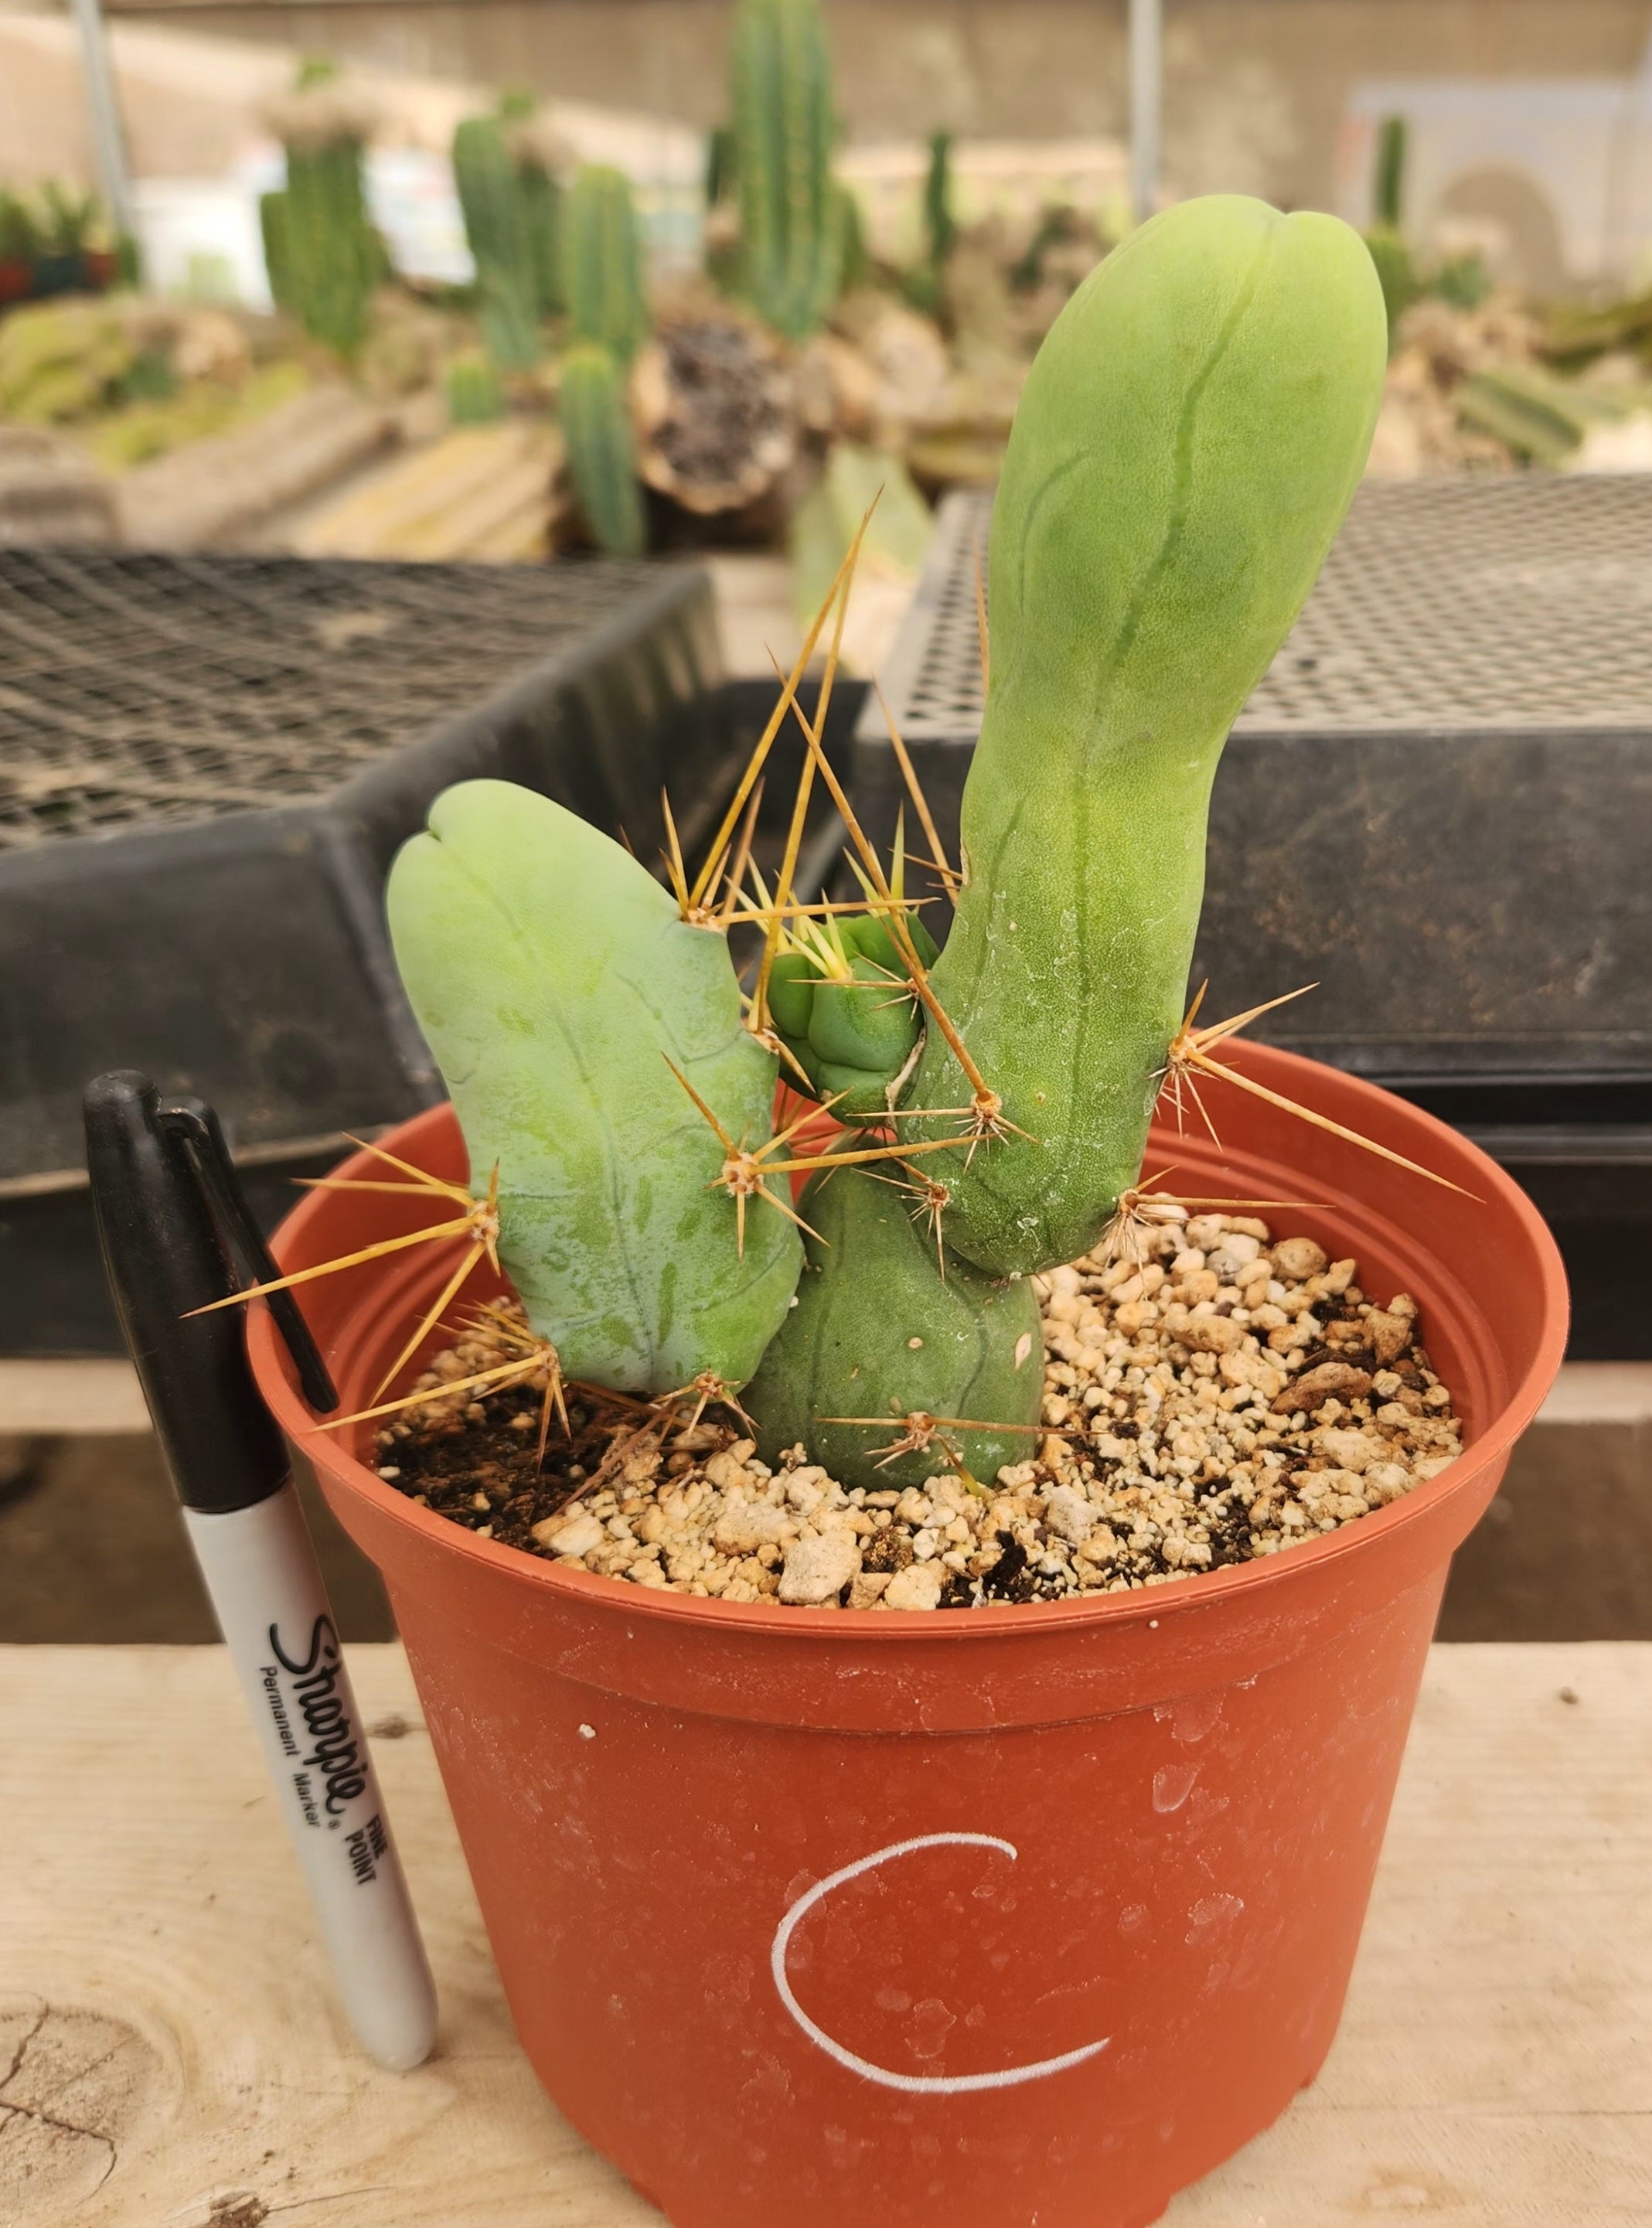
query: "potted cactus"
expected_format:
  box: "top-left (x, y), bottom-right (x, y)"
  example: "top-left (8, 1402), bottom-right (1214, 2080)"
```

top-left (244, 197), bottom-right (1565, 2228)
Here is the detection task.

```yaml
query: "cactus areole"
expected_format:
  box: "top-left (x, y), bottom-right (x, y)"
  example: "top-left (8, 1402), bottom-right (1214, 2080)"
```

top-left (386, 196), bottom-right (1387, 1489)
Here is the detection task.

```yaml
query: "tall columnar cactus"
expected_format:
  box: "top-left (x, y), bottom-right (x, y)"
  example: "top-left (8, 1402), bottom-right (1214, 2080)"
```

top-left (260, 63), bottom-right (381, 363)
top-left (1364, 112), bottom-right (1416, 349)
top-left (387, 783), bottom-right (799, 1393)
top-left (453, 97), bottom-right (564, 371)
top-left (560, 341), bottom-right (646, 557)
top-left (731, 0), bottom-right (843, 340)
top-left (924, 129), bottom-right (956, 275)
top-left (1374, 114), bottom-right (1408, 230)
top-left (385, 196), bottom-right (1386, 1493)
top-left (562, 166), bottom-right (649, 363)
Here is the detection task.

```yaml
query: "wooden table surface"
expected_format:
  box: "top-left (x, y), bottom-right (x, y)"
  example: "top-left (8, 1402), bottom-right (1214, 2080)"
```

top-left (3, 1643), bottom-right (1647, 2228)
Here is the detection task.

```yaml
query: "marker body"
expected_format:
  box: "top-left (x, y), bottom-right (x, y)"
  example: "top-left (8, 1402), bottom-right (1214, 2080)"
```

top-left (184, 1482), bottom-right (438, 2071)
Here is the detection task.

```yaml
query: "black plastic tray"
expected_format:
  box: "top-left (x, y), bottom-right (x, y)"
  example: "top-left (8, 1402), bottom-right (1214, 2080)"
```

top-left (0, 539), bottom-right (860, 1354)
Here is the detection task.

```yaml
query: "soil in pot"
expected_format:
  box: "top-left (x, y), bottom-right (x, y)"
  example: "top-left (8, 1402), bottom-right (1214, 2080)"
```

top-left (370, 1204), bottom-right (1462, 1610)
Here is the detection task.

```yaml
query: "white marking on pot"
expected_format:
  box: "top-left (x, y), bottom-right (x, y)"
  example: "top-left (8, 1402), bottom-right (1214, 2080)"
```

top-left (770, 1832), bottom-right (1111, 2094)
top-left (577, 1724), bottom-right (597, 1741)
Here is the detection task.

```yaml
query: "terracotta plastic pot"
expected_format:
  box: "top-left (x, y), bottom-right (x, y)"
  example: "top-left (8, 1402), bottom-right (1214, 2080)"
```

top-left (250, 1041), bottom-right (1566, 2228)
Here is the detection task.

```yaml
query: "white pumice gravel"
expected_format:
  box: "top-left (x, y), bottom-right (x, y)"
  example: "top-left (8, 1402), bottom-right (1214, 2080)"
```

top-left (379, 1208), bottom-right (1463, 1610)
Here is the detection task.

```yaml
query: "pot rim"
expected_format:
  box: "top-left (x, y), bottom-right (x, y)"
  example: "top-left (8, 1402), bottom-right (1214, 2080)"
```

top-left (250, 1045), bottom-right (1569, 1647)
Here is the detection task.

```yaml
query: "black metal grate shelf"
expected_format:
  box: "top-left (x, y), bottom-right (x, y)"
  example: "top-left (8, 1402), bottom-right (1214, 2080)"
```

top-left (888, 475), bottom-right (1652, 741)
top-left (0, 547), bottom-right (669, 849)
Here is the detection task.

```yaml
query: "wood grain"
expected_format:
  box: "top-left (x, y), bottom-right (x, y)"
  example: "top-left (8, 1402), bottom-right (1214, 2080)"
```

top-left (3, 1644), bottom-right (1647, 2227)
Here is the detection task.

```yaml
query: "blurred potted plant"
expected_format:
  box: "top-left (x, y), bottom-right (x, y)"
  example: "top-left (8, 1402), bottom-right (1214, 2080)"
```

top-left (0, 189), bottom-right (39, 304)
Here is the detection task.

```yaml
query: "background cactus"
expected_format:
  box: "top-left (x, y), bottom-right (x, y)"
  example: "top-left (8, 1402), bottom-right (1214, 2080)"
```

top-left (1364, 112), bottom-right (1417, 349)
top-left (453, 95), bottom-right (563, 371)
top-left (731, 0), bottom-right (844, 340)
top-left (906, 128), bottom-right (955, 315)
top-left (387, 782), bottom-right (800, 1394)
top-left (560, 341), bottom-right (646, 556)
top-left (259, 63), bottom-right (381, 363)
top-left (445, 347), bottom-right (504, 424)
top-left (1373, 114), bottom-right (1408, 230)
top-left (562, 165), bottom-right (650, 363)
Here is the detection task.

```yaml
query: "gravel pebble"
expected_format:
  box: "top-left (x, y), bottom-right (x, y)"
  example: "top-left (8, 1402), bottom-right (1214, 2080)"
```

top-left (381, 1210), bottom-right (1464, 1610)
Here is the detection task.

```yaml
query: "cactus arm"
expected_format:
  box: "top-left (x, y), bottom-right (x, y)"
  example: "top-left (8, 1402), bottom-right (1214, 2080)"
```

top-left (905, 197), bottom-right (1387, 1276)
top-left (387, 781), bottom-right (800, 1395)
top-left (743, 1157), bottom-right (1042, 1490)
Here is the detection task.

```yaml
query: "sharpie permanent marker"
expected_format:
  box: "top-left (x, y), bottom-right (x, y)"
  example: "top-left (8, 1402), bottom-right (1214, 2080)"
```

top-left (85, 1070), bottom-right (437, 2072)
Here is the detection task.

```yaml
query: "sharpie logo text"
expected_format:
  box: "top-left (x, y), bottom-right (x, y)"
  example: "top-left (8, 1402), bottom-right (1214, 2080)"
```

top-left (267, 1615), bottom-right (369, 1818)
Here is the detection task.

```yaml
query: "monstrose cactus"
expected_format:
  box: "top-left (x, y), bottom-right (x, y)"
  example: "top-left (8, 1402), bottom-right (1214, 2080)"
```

top-left (387, 195), bottom-right (1387, 1492)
